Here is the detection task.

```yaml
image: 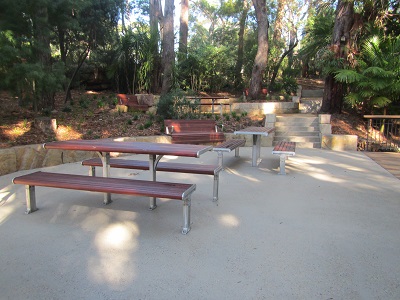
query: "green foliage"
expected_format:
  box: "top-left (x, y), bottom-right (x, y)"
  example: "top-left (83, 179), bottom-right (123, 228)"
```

top-left (143, 120), bottom-right (153, 129)
top-left (156, 89), bottom-right (201, 119)
top-left (79, 97), bottom-right (90, 109)
top-left (282, 76), bottom-right (298, 95)
top-left (97, 100), bottom-right (106, 108)
top-left (335, 35), bottom-right (400, 112)
top-left (108, 24), bottom-right (153, 93)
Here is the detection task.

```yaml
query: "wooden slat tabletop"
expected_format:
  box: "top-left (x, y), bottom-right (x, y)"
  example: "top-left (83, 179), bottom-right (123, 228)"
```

top-left (44, 140), bottom-right (212, 157)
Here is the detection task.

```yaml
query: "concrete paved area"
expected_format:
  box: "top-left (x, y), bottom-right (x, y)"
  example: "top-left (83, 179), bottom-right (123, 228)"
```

top-left (1, 147), bottom-right (400, 299)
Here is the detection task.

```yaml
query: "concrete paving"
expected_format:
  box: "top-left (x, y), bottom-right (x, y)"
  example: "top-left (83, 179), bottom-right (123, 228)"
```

top-left (1, 147), bottom-right (400, 299)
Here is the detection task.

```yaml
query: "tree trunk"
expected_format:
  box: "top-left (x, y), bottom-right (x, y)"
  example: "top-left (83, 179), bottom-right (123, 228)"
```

top-left (161, 0), bottom-right (175, 95)
top-left (273, 0), bottom-right (285, 42)
top-left (150, 0), bottom-right (162, 93)
top-left (321, 0), bottom-right (354, 113)
top-left (178, 0), bottom-right (189, 63)
top-left (270, 39), bottom-right (298, 87)
top-left (64, 47), bottom-right (90, 104)
top-left (286, 26), bottom-right (297, 72)
top-left (234, 0), bottom-right (249, 89)
top-left (34, 6), bottom-right (54, 111)
top-left (249, 0), bottom-right (269, 100)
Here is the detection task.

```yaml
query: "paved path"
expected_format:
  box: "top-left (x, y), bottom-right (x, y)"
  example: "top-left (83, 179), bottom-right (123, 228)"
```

top-left (1, 148), bottom-right (400, 299)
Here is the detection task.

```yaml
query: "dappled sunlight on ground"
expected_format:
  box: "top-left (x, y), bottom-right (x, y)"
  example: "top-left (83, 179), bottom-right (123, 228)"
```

top-left (0, 184), bottom-right (18, 225)
top-left (224, 166), bottom-right (262, 183)
top-left (218, 214), bottom-right (240, 228)
top-left (89, 221), bottom-right (139, 288)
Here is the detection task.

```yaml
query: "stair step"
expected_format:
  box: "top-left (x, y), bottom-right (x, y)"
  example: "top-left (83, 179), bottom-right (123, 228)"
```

top-left (276, 119), bottom-right (318, 126)
top-left (274, 136), bottom-right (321, 142)
top-left (274, 126), bottom-right (319, 131)
top-left (273, 141), bottom-right (321, 148)
top-left (275, 131), bottom-right (320, 137)
top-left (272, 114), bottom-right (323, 148)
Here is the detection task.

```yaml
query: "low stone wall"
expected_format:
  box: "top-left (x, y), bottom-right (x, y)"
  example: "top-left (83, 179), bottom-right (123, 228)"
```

top-left (321, 134), bottom-right (358, 151)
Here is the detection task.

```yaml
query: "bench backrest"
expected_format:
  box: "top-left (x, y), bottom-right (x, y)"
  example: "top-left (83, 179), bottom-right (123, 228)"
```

top-left (164, 119), bottom-right (217, 133)
top-left (116, 94), bottom-right (139, 105)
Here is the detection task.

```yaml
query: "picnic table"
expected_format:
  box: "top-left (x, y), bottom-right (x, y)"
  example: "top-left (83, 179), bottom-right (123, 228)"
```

top-left (12, 139), bottom-right (213, 234)
top-left (234, 127), bottom-right (275, 167)
top-left (186, 96), bottom-right (230, 115)
top-left (43, 140), bottom-right (212, 208)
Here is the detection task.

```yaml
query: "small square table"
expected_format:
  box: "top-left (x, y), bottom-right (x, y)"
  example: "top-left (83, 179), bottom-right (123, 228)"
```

top-left (234, 126), bottom-right (275, 166)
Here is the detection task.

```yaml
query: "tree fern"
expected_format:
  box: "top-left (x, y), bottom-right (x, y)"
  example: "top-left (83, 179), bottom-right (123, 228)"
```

top-left (334, 34), bottom-right (400, 112)
top-left (334, 69), bottom-right (362, 84)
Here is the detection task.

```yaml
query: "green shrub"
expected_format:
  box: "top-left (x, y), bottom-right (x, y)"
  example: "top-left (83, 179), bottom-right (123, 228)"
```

top-left (282, 76), bottom-right (298, 95)
top-left (144, 120), bottom-right (152, 129)
top-left (97, 100), bottom-right (106, 108)
top-left (157, 89), bottom-right (201, 119)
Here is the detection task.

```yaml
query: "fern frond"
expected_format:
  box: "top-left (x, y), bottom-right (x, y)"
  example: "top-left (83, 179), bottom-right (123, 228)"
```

top-left (370, 96), bottom-right (391, 108)
top-left (344, 93), bottom-right (362, 105)
top-left (363, 67), bottom-right (392, 78)
top-left (334, 70), bottom-right (362, 83)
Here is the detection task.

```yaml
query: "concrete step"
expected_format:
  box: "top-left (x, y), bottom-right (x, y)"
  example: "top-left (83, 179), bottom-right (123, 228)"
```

top-left (276, 118), bottom-right (318, 124)
top-left (272, 140), bottom-right (321, 149)
top-left (274, 135), bottom-right (321, 142)
top-left (273, 114), bottom-right (322, 148)
top-left (274, 125), bottom-right (319, 131)
top-left (275, 131), bottom-right (320, 137)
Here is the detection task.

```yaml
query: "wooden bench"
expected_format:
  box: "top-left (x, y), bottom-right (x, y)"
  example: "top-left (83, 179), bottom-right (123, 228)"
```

top-left (213, 139), bottom-right (246, 167)
top-left (82, 158), bottom-right (222, 201)
top-left (12, 171), bottom-right (196, 234)
top-left (164, 119), bottom-right (225, 144)
top-left (272, 141), bottom-right (296, 175)
top-left (116, 94), bottom-right (149, 112)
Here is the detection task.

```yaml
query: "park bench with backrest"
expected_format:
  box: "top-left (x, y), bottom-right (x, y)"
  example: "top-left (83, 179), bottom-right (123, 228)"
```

top-left (164, 119), bottom-right (225, 144)
top-left (116, 94), bottom-right (149, 112)
top-left (164, 119), bottom-right (246, 166)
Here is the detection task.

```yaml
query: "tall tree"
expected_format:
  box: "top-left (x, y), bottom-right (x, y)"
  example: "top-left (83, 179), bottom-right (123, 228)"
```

top-left (234, 0), bottom-right (250, 89)
top-left (321, 0), bottom-right (354, 113)
top-left (149, 0), bottom-right (162, 93)
top-left (161, 0), bottom-right (175, 95)
top-left (0, 0), bottom-right (65, 111)
top-left (178, 0), bottom-right (189, 63)
top-left (249, 0), bottom-right (269, 99)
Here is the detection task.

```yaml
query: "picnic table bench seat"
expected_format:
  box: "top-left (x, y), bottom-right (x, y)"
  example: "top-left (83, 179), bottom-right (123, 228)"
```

top-left (212, 139), bottom-right (246, 167)
top-left (272, 141), bottom-right (296, 175)
top-left (13, 171), bottom-right (196, 234)
top-left (164, 119), bottom-right (225, 144)
top-left (82, 158), bottom-right (222, 201)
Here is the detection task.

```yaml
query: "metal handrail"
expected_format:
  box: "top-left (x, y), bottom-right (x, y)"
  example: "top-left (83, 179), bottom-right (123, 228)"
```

top-left (364, 115), bottom-right (400, 152)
